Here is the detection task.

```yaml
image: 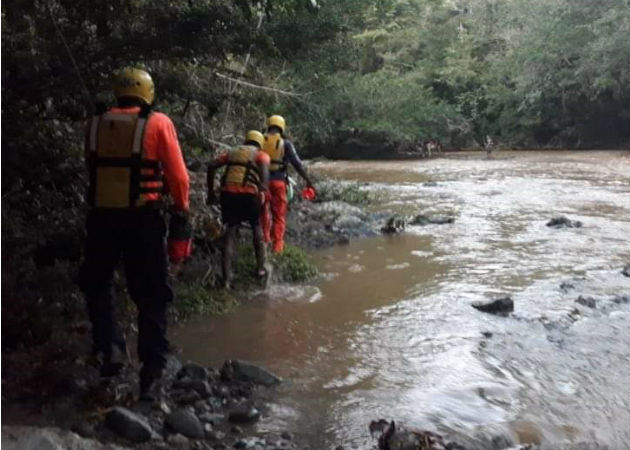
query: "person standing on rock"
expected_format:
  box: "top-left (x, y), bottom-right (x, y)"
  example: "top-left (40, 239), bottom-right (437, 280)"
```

top-left (260, 115), bottom-right (314, 254)
top-left (79, 68), bottom-right (191, 400)
top-left (207, 131), bottom-right (270, 289)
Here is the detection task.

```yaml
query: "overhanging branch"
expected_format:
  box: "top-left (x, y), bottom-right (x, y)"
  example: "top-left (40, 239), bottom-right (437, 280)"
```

top-left (214, 72), bottom-right (303, 97)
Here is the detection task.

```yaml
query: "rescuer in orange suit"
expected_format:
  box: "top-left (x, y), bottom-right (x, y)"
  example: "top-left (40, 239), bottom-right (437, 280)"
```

top-left (260, 115), bottom-right (314, 253)
top-left (207, 131), bottom-right (270, 289)
top-left (78, 68), bottom-right (191, 400)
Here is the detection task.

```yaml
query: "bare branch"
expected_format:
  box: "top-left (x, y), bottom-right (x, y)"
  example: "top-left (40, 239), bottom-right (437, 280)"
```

top-left (214, 72), bottom-right (303, 97)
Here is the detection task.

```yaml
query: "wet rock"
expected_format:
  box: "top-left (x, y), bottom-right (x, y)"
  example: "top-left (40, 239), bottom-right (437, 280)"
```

top-left (234, 437), bottom-right (265, 449)
top-left (173, 389), bottom-right (202, 405)
top-left (622, 263), bottom-right (630, 277)
top-left (575, 295), bottom-right (597, 309)
top-left (2, 426), bottom-right (130, 450)
top-left (371, 420), bottom-right (447, 450)
top-left (471, 297), bottom-right (514, 315)
top-left (337, 235), bottom-right (350, 245)
top-left (546, 216), bottom-right (582, 228)
top-left (612, 295), bottom-right (630, 304)
top-left (333, 214), bottom-right (364, 230)
top-left (205, 430), bottom-right (226, 441)
top-left (165, 409), bottom-right (204, 439)
top-left (231, 425), bottom-right (244, 434)
top-left (423, 181), bottom-right (439, 187)
top-left (481, 331), bottom-right (493, 338)
top-left (214, 384), bottom-right (232, 398)
top-left (174, 378), bottom-right (213, 398)
top-left (559, 281), bottom-right (575, 292)
top-left (381, 216), bottom-right (406, 234)
top-left (105, 407), bottom-right (155, 443)
top-left (281, 431), bottom-right (294, 441)
top-left (199, 412), bottom-right (226, 424)
top-left (166, 433), bottom-right (190, 446)
top-left (410, 214), bottom-right (455, 226)
top-left (221, 360), bottom-right (281, 387)
top-left (195, 399), bottom-right (210, 413)
top-left (178, 363), bottom-right (209, 380)
top-left (228, 406), bottom-right (261, 424)
top-left (156, 400), bottom-right (171, 415)
top-left (70, 422), bottom-right (95, 438)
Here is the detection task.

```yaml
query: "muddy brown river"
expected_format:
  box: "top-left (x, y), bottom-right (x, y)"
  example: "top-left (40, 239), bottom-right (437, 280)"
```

top-left (173, 151), bottom-right (630, 449)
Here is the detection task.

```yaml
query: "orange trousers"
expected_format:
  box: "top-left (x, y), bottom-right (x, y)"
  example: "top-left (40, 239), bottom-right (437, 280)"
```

top-left (261, 180), bottom-right (287, 253)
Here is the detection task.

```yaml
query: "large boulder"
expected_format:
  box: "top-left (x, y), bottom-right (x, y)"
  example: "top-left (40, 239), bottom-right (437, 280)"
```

top-left (105, 407), bottom-right (155, 443)
top-left (220, 360), bottom-right (281, 387)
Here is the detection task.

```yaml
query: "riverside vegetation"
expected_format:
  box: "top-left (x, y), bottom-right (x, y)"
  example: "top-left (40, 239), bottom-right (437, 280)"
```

top-left (2, 0), bottom-right (629, 448)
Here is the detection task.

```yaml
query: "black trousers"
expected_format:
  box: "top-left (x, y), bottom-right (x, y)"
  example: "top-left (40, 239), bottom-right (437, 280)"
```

top-left (79, 209), bottom-right (172, 378)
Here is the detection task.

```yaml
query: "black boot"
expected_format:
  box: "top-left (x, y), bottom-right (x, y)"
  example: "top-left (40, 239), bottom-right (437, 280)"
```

top-left (139, 365), bottom-right (163, 402)
top-left (99, 343), bottom-right (127, 377)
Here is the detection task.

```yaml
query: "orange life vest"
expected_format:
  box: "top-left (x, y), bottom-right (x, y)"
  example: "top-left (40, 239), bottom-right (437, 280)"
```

top-left (221, 145), bottom-right (262, 191)
top-left (262, 133), bottom-right (286, 173)
top-left (87, 108), bottom-right (164, 209)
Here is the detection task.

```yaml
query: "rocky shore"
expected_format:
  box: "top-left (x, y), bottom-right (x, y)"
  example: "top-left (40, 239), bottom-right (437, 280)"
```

top-left (3, 358), bottom-right (295, 450)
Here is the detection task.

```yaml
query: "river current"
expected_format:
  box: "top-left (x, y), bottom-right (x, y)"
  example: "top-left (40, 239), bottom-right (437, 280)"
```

top-left (173, 150), bottom-right (630, 449)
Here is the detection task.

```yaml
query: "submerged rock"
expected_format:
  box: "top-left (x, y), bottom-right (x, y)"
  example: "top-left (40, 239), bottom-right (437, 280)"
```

top-left (546, 216), bottom-right (582, 228)
top-left (575, 295), bottom-right (597, 309)
top-left (471, 297), bottom-right (514, 315)
top-left (381, 216), bottom-right (406, 234)
top-left (622, 263), bottom-right (630, 277)
top-left (220, 360), bottom-right (281, 387)
top-left (410, 214), bottom-right (455, 226)
top-left (370, 420), bottom-right (450, 450)
top-left (164, 409), bottom-right (204, 439)
top-left (105, 407), bottom-right (155, 443)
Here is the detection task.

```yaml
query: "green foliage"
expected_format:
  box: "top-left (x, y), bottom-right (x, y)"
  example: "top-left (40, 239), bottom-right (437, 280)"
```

top-left (171, 283), bottom-right (238, 321)
top-left (234, 243), bottom-right (318, 285)
top-left (271, 245), bottom-right (319, 283)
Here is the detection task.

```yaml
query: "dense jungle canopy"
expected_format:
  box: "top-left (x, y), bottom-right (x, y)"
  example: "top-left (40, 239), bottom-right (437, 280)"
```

top-left (3, 0), bottom-right (630, 175)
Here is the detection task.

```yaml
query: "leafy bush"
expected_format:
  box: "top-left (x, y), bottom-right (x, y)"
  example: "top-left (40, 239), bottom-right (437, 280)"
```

top-left (271, 244), bottom-right (318, 283)
top-left (171, 283), bottom-right (237, 321)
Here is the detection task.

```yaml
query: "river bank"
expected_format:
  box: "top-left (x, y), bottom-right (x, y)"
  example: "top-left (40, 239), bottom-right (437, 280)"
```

top-left (1, 169), bottom-right (381, 450)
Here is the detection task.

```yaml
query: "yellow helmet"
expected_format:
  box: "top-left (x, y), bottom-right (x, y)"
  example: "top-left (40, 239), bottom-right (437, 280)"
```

top-left (245, 130), bottom-right (265, 148)
top-left (266, 115), bottom-right (286, 133)
top-left (113, 68), bottom-right (155, 105)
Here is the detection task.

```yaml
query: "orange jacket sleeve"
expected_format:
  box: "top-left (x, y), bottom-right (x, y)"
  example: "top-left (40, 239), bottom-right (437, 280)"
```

top-left (149, 113), bottom-right (190, 211)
